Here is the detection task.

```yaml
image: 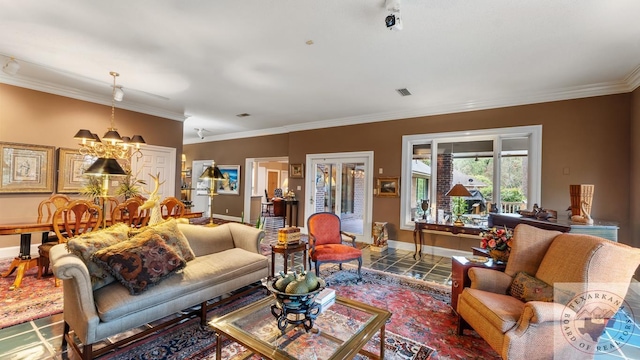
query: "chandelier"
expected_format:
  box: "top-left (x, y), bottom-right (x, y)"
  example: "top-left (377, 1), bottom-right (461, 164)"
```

top-left (73, 72), bottom-right (146, 165)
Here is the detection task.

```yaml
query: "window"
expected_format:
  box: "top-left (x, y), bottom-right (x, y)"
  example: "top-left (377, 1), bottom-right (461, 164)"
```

top-left (400, 126), bottom-right (542, 230)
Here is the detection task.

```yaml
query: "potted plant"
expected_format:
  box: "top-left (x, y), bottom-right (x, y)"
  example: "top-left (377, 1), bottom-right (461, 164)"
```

top-left (116, 170), bottom-right (146, 199)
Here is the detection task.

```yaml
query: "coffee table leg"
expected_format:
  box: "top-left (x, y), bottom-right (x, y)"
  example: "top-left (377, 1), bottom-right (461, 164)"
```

top-left (380, 324), bottom-right (386, 359)
top-left (216, 332), bottom-right (222, 358)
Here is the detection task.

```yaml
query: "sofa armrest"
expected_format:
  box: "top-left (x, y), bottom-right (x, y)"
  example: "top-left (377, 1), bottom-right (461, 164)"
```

top-left (228, 222), bottom-right (265, 253)
top-left (50, 244), bottom-right (102, 342)
top-left (512, 301), bottom-right (573, 337)
top-left (468, 267), bottom-right (513, 294)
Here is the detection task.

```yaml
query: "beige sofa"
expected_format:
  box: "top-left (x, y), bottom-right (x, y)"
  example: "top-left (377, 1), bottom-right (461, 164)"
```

top-left (50, 222), bottom-right (269, 360)
top-left (457, 224), bottom-right (640, 360)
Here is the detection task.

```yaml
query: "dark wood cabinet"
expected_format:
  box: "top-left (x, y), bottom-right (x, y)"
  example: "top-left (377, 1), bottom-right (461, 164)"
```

top-left (451, 256), bottom-right (505, 313)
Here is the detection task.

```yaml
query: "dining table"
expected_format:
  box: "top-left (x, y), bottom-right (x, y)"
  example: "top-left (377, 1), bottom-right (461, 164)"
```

top-left (0, 210), bottom-right (204, 291)
top-left (0, 220), bottom-right (55, 291)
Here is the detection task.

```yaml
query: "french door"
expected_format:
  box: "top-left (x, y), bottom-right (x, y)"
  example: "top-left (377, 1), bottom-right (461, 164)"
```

top-left (305, 152), bottom-right (373, 243)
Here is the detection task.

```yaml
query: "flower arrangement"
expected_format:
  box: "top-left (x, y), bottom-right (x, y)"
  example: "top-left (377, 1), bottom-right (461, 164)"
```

top-left (480, 226), bottom-right (513, 262)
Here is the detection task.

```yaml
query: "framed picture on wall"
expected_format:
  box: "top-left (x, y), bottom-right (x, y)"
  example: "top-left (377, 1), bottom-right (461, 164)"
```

top-left (56, 148), bottom-right (95, 193)
top-left (289, 163), bottom-right (304, 179)
top-left (217, 165), bottom-right (240, 195)
top-left (0, 142), bottom-right (55, 193)
top-left (376, 177), bottom-right (400, 197)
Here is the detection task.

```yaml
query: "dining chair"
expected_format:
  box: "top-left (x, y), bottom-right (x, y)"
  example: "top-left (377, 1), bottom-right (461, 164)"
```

top-left (160, 196), bottom-right (186, 219)
top-left (36, 194), bottom-right (72, 279)
top-left (39, 199), bottom-right (103, 286)
top-left (111, 197), bottom-right (150, 228)
top-left (307, 212), bottom-right (362, 279)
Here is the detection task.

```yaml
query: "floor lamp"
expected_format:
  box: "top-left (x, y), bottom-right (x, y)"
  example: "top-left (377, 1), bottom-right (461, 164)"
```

top-left (199, 161), bottom-right (224, 225)
top-left (445, 183), bottom-right (472, 226)
top-left (84, 157), bottom-right (127, 228)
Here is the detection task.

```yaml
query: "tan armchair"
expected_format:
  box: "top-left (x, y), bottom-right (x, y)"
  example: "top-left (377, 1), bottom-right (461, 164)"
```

top-left (457, 224), bottom-right (640, 359)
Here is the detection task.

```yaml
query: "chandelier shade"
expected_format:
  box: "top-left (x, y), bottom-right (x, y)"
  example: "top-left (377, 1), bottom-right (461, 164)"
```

top-left (84, 158), bottom-right (127, 176)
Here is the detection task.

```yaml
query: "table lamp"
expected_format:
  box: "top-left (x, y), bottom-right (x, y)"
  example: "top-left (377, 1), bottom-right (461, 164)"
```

top-left (445, 183), bottom-right (472, 226)
top-left (84, 157), bottom-right (127, 228)
top-left (199, 161), bottom-right (224, 225)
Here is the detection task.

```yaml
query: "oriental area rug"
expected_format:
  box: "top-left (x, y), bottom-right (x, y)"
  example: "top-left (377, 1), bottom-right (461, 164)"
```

top-left (96, 265), bottom-right (499, 359)
top-left (0, 257), bottom-right (63, 329)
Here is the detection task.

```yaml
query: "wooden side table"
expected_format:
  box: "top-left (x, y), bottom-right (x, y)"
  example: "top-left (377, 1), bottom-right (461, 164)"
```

top-left (270, 242), bottom-right (307, 277)
top-left (451, 256), bottom-right (506, 313)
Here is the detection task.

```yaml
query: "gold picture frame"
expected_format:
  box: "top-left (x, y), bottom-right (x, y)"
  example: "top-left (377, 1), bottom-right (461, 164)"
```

top-left (376, 177), bottom-right (399, 197)
top-left (289, 163), bottom-right (304, 179)
top-left (56, 148), bottom-right (95, 193)
top-left (0, 142), bottom-right (55, 193)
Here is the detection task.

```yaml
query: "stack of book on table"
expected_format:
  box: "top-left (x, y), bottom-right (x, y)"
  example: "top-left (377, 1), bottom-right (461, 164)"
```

top-left (314, 287), bottom-right (336, 313)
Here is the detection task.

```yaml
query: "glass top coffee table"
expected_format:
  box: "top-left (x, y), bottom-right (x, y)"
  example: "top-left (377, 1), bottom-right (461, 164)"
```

top-left (209, 295), bottom-right (391, 359)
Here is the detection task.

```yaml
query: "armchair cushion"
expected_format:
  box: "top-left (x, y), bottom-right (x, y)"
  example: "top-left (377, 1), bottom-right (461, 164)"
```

top-left (461, 288), bottom-right (525, 332)
top-left (92, 233), bottom-right (186, 295)
top-left (311, 244), bottom-right (362, 262)
top-left (509, 271), bottom-right (554, 302)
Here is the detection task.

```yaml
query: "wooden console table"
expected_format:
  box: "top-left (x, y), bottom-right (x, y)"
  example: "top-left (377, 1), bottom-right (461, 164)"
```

top-left (413, 221), bottom-right (483, 260)
top-left (488, 213), bottom-right (619, 241)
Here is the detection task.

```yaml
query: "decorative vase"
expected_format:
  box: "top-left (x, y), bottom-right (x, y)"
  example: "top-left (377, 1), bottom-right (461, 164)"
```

top-left (489, 249), bottom-right (510, 263)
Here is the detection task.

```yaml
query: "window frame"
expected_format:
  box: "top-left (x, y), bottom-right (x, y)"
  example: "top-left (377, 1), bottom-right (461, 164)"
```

top-left (400, 125), bottom-right (542, 231)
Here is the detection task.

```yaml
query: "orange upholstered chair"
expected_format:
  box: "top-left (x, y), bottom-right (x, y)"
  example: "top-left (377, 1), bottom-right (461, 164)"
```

top-left (307, 212), bottom-right (362, 279)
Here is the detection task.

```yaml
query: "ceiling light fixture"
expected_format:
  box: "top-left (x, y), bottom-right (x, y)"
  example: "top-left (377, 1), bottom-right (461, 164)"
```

top-left (113, 86), bottom-right (124, 101)
top-left (2, 57), bottom-right (20, 75)
top-left (74, 71), bottom-right (146, 172)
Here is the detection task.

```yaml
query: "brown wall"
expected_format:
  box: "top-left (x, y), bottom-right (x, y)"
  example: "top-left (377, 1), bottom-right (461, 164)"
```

top-left (183, 134), bottom-right (289, 216)
top-left (631, 87), bottom-right (640, 249)
top-left (0, 84), bottom-right (184, 248)
top-left (185, 93), bottom-right (637, 248)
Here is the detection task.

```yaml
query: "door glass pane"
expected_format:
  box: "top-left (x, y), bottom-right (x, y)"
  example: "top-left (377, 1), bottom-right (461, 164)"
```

top-left (340, 163), bottom-right (364, 234)
top-left (313, 162), bottom-right (364, 235)
top-left (499, 137), bottom-right (528, 213)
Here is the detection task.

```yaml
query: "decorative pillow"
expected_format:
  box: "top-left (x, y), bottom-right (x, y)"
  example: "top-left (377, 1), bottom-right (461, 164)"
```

top-left (66, 223), bottom-right (131, 290)
top-left (92, 233), bottom-right (186, 295)
top-left (130, 218), bottom-right (196, 262)
top-left (509, 272), bottom-right (554, 302)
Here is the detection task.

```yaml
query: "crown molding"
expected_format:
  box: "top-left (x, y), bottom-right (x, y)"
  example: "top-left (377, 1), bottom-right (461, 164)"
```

top-left (0, 76), bottom-right (187, 122)
top-left (625, 64), bottom-right (640, 92)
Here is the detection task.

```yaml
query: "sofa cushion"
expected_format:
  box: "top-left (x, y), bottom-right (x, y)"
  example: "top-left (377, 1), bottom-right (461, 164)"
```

top-left (509, 272), bottom-right (554, 302)
top-left (66, 223), bottom-right (131, 290)
top-left (461, 288), bottom-right (525, 333)
top-left (93, 248), bottom-right (268, 322)
top-left (92, 233), bottom-right (186, 295)
top-left (176, 223), bottom-right (235, 257)
top-left (133, 218), bottom-right (196, 261)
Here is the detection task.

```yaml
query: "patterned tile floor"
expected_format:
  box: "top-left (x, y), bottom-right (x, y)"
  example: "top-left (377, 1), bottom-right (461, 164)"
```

top-left (1, 222), bottom-right (639, 359)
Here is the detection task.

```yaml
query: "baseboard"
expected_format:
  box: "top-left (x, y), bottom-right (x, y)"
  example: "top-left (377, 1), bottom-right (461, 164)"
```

top-left (386, 240), bottom-right (471, 258)
top-left (0, 244), bottom-right (39, 260)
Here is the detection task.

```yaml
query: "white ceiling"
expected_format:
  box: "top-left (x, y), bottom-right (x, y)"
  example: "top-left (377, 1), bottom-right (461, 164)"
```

top-left (1, 1), bottom-right (639, 144)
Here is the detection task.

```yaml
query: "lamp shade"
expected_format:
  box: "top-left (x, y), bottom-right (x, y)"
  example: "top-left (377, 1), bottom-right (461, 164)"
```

top-left (74, 129), bottom-right (94, 141)
top-left (84, 158), bottom-right (126, 176)
top-left (445, 183), bottom-right (472, 197)
top-left (200, 162), bottom-right (224, 180)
